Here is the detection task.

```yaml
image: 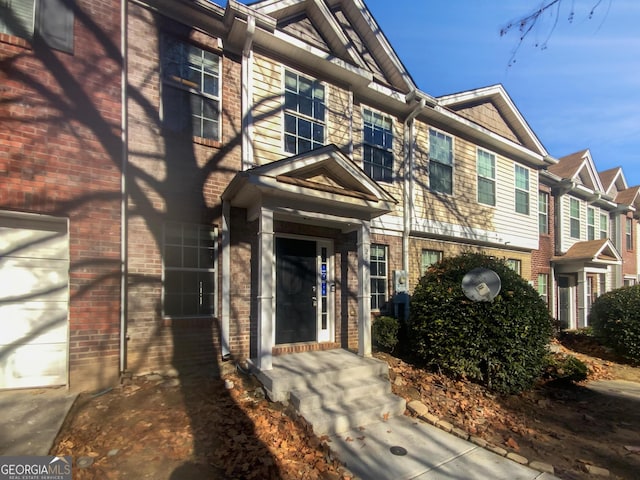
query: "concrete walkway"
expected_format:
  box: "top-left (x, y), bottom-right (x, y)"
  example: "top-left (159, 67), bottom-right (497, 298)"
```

top-left (0, 387), bottom-right (77, 456)
top-left (329, 415), bottom-right (559, 480)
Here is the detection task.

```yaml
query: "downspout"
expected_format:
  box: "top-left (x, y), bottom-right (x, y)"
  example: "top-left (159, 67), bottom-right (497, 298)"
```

top-left (221, 15), bottom-right (256, 359)
top-left (241, 15), bottom-right (256, 170)
top-left (402, 96), bottom-right (425, 280)
top-left (119, 0), bottom-right (129, 376)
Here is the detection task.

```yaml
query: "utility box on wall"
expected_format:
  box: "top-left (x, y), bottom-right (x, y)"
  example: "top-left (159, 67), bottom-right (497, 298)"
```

top-left (393, 270), bottom-right (408, 293)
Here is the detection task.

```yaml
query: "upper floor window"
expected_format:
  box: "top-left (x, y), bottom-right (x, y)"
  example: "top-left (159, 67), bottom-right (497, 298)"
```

top-left (626, 217), bottom-right (633, 250)
top-left (538, 191), bottom-right (549, 234)
top-left (284, 70), bottom-right (325, 154)
top-left (477, 149), bottom-right (496, 206)
top-left (599, 214), bottom-right (608, 239)
top-left (370, 244), bottom-right (387, 311)
top-left (587, 207), bottom-right (596, 241)
top-left (362, 109), bottom-right (393, 182)
top-left (161, 35), bottom-right (220, 141)
top-left (514, 165), bottom-right (529, 214)
top-left (421, 249), bottom-right (443, 274)
top-left (429, 129), bottom-right (453, 194)
top-left (163, 222), bottom-right (217, 318)
top-left (570, 198), bottom-right (581, 238)
top-left (0, 0), bottom-right (74, 52)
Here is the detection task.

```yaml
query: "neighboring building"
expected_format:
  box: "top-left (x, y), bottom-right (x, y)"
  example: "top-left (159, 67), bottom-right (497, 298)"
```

top-left (546, 150), bottom-right (621, 329)
top-left (0, 0), bottom-right (122, 390)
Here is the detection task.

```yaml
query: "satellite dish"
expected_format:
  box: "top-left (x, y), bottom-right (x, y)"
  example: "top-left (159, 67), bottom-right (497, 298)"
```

top-left (461, 267), bottom-right (501, 302)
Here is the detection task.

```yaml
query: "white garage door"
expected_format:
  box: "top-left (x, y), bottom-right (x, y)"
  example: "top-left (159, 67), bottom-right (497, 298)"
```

top-left (0, 213), bottom-right (69, 389)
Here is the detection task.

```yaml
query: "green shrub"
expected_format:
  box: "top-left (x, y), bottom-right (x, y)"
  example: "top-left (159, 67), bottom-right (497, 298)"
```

top-left (589, 285), bottom-right (640, 362)
top-left (408, 252), bottom-right (554, 394)
top-left (372, 316), bottom-right (399, 352)
top-left (543, 354), bottom-right (588, 384)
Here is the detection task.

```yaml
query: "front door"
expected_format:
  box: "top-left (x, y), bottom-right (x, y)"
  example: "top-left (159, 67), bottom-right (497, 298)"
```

top-left (275, 238), bottom-right (317, 344)
top-left (557, 275), bottom-right (575, 330)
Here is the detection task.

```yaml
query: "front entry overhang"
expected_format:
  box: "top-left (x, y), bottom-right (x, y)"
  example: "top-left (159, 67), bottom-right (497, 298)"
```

top-left (221, 145), bottom-right (397, 370)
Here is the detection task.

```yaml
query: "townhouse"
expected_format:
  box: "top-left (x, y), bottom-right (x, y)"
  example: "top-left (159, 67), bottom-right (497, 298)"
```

top-left (1, 0), bottom-right (637, 391)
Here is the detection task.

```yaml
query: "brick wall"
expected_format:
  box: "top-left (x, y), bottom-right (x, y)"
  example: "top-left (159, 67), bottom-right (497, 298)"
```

top-left (531, 184), bottom-right (555, 312)
top-left (622, 212), bottom-right (637, 278)
top-left (0, 0), bottom-right (123, 391)
top-left (125, 3), bottom-right (241, 376)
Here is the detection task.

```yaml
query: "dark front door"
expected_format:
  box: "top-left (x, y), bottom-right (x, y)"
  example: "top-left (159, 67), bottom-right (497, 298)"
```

top-left (276, 238), bottom-right (317, 344)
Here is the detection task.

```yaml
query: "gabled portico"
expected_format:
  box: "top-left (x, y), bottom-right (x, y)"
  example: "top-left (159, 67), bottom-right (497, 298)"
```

top-left (221, 145), bottom-right (396, 370)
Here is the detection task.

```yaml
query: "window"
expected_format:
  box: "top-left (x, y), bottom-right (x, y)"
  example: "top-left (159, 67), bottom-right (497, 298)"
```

top-left (537, 273), bottom-right (548, 304)
top-left (370, 244), bottom-right (387, 311)
top-left (421, 249), bottom-right (443, 273)
top-left (429, 129), bottom-right (453, 194)
top-left (538, 192), bottom-right (549, 234)
top-left (163, 223), bottom-right (217, 317)
top-left (506, 258), bottom-right (521, 275)
top-left (477, 149), bottom-right (496, 206)
top-left (626, 218), bottom-right (633, 250)
top-left (570, 198), bottom-right (581, 238)
top-left (587, 208), bottom-right (596, 241)
top-left (362, 109), bottom-right (393, 182)
top-left (284, 70), bottom-right (325, 154)
top-left (599, 214), bottom-right (608, 239)
top-left (0, 0), bottom-right (74, 52)
top-left (514, 165), bottom-right (529, 214)
top-left (161, 35), bottom-right (220, 141)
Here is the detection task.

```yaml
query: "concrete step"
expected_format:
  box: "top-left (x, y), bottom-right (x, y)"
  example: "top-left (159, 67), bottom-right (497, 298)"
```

top-left (291, 375), bottom-right (392, 414)
top-left (301, 393), bottom-right (406, 435)
top-left (259, 355), bottom-right (390, 403)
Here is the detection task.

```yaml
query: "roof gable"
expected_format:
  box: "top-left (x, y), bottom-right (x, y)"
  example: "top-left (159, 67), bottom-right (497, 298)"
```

top-left (549, 149), bottom-right (604, 193)
top-left (553, 238), bottom-right (621, 265)
top-left (436, 85), bottom-right (548, 157)
top-left (243, 0), bottom-right (416, 92)
top-left (599, 166), bottom-right (628, 197)
top-left (222, 144), bottom-right (397, 220)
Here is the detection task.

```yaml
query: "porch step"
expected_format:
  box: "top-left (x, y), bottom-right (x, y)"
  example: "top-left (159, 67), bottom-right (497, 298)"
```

top-left (254, 350), bottom-right (407, 436)
top-left (290, 375), bottom-right (392, 413)
top-left (301, 392), bottom-right (406, 435)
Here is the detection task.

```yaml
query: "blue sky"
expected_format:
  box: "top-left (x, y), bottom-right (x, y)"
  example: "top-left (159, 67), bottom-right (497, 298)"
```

top-left (363, 0), bottom-right (640, 187)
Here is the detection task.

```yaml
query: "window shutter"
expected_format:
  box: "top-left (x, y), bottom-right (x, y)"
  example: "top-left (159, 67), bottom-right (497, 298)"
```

top-left (36, 0), bottom-right (74, 53)
top-left (0, 0), bottom-right (36, 39)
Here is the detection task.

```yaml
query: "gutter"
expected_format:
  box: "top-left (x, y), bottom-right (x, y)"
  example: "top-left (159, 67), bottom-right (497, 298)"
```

top-left (119, 0), bottom-right (129, 376)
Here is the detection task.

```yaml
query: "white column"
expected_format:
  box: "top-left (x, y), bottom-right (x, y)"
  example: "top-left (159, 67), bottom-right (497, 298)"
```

top-left (257, 208), bottom-right (275, 370)
top-left (357, 221), bottom-right (372, 357)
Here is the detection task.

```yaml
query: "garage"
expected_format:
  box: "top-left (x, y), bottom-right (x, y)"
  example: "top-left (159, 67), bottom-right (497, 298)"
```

top-left (0, 212), bottom-right (69, 389)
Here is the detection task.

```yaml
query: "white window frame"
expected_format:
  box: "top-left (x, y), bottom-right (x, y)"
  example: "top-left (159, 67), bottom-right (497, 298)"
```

top-left (587, 207), bottom-right (596, 241)
top-left (477, 149), bottom-right (496, 206)
top-left (626, 217), bottom-right (633, 250)
top-left (283, 69), bottom-right (325, 155)
top-left (161, 35), bottom-right (221, 141)
top-left (537, 273), bottom-right (549, 304)
top-left (514, 165), bottom-right (530, 215)
top-left (163, 222), bottom-right (218, 318)
top-left (506, 258), bottom-right (521, 275)
top-left (599, 213), bottom-right (608, 239)
top-left (362, 108), bottom-right (394, 182)
top-left (538, 191), bottom-right (549, 234)
top-left (370, 244), bottom-right (387, 311)
top-left (421, 249), bottom-right (443, 274)
top-left (428, 128), bottom-right (453, 195)
top-left (570, 198), bottom-right (581, 239)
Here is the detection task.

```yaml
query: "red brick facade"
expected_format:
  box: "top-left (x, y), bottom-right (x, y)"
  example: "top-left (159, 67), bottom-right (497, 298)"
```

top-left (0, 0), bottom-right (122, 390)
top-left (125, 3), bottom-right (241, 375)
top-left (531, 184), bottom-right (555, 311)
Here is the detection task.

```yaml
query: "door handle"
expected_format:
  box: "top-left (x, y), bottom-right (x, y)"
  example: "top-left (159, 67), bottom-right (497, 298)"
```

top-left (312, 296), bottom-right (317, 307)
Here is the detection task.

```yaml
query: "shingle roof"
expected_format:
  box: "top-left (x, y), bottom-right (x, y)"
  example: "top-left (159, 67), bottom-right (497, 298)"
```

top-left (552, 239), bottom-right (620, 264)
top-left (547, 150), bottom-right (587, 179)
top-left (616, 186), bottom-right (640, 206)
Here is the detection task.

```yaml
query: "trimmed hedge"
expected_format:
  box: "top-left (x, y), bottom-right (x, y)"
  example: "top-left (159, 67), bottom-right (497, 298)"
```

top-left (589, 285), bottom-right (640, 362)
top-left (409, 253), bottom-right (554, 394)
top-left (372, 316), bottom-right (399, 352)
